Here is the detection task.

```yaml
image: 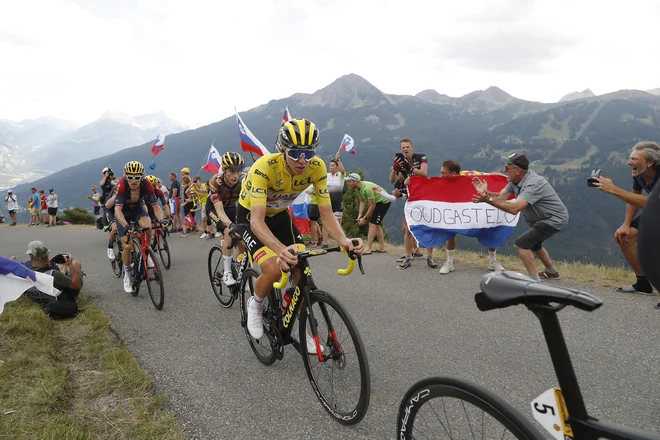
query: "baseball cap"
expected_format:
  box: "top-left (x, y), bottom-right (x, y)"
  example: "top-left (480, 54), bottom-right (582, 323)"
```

top-left (25, 240), bottom-right (49, 259)
top-left (31, 187), bottom-right (37, 191)
top-left (181, 167), bottom-right (191, 173)
top-left (502, 152), bottom-right (529, 170)
top-left (345, 173), bottom-right (361, 182)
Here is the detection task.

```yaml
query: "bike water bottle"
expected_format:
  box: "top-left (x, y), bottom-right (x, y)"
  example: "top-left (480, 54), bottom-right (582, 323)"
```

top-left (281, 287), bottom-right (294, 313)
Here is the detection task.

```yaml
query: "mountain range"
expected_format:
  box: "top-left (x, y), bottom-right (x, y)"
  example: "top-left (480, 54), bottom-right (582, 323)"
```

top-left (0, 112), bottom-right (188, 190)
top-left (9, 74), bottom-right (660, 266)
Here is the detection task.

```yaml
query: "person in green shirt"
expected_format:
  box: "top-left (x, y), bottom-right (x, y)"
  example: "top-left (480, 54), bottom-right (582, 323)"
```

top-left (345, 173), bottom-right (389, 254)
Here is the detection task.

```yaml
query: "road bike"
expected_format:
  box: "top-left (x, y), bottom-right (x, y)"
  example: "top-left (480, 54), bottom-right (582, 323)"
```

top-left (207, 236), bottom-right (248, 307)
top-left (396, 270), bottom-right (660, 440)
top-left (127, 225), bottom-right (165, 310)
top-left (239, 241), bottom-right (371, 425)
top-left (150, 222), bottom-right (171, 269)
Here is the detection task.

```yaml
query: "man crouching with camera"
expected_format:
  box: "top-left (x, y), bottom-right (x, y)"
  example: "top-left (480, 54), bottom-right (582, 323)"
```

top-left (592, 141), bottom-right (659, 295)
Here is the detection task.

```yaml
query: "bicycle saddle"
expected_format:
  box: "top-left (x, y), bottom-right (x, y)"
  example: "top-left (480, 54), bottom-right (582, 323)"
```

top-left (475, 271), bottom-right (603, 312)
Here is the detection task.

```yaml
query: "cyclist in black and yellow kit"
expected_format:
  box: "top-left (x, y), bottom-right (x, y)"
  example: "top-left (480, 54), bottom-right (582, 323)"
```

top-left (238, 118), bottom-right (364, 340)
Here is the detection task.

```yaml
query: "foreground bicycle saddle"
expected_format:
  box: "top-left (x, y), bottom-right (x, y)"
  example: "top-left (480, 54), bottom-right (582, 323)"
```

top-left (475, 271), bottom-right (603, 312)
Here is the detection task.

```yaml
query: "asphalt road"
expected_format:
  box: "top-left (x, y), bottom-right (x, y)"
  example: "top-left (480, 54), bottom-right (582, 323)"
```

top-left (3, 225), bottom-right (659, 439)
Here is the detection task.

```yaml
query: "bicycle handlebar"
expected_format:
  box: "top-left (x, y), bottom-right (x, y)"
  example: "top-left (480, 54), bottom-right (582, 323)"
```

top-left (273, 239), bottom-right (364, 289)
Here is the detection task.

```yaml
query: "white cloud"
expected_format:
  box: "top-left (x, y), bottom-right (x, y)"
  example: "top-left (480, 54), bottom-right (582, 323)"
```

top-left (1, 0), bottom-right (659, 127)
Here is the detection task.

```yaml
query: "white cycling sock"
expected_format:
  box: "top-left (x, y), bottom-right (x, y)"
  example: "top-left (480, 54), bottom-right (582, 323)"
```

top-left (250, 296), bottom-right (264, 310)
top-left (223, 255), bottom-right (232, 273)
top-left (446, 249), bottom-right (455, 264)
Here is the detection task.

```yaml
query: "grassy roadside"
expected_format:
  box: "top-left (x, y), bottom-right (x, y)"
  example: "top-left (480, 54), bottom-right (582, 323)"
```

top-left (378, 243), bottom-right (640, 289)
top-left (0, 295), bottom-right (186, 440)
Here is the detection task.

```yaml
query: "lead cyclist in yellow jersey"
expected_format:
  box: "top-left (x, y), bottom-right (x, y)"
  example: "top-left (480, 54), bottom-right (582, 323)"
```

top-left (238, 118), bottom-right (364, 340)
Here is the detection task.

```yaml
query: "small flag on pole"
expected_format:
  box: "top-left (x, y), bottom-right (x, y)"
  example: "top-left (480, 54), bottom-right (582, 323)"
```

top-left (281, 106), bottom-right (292, 125)
top-left (340, 134), bottom-right (356, 154)
top-left (201, 143), bottom-right (222, 174)
top-left (151, 134), bottom-right (165, 157)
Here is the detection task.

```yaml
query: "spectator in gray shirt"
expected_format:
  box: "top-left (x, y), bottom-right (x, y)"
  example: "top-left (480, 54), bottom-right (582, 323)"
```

top-left (472, 152), bottom-right (568, 281)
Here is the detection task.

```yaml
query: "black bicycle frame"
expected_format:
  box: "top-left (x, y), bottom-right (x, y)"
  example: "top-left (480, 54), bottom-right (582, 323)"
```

top-left (532, 306), bottom-right (660, 440)
top-left (268, 257), bottom-right (337, 361)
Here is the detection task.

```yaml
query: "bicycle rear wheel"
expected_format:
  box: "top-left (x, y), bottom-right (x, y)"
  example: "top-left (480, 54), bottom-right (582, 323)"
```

top-left (239, 268), bottom-right (277, 366)
top-left (299, 290), bottom-right (371, 425)
top-left (145, 248), bottom-right (165, 310)
top-left (397, 376), bottom-right (543, 440)
top-left (157, 230), bottom-right (171, 269)
top-left (208, 245), bottom-right (233, 307)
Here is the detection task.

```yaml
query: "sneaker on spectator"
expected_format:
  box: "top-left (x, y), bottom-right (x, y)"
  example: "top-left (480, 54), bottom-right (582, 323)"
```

top-left (538, 270), bottom-right (559, 279)
top-left (398, 256), bottom-right (412, 269)
top-left (439, 261), bottom-right (455, 275)
top-left (396, 255), bottom-right (407, 263)
top-left (616, 285), bottom-right (653, 296)
top-left (488, 262), bottom-right (505, 271)
top-left (215, 232), bottom-right (222, 238)
top-left (427, 256), bottom-right (438, 268)
top-left (199, 233), bottom-right (208, 239)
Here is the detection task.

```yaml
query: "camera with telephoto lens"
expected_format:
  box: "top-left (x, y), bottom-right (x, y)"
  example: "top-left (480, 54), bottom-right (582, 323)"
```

top-left (587, 169), bottom-right (601, 187)
top-left (51, 253), bottom-right (69, 265)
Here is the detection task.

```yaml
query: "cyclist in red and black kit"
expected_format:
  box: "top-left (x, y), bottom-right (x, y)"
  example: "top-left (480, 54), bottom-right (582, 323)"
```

top-left (206, 152), bottom-right (247, 286)
top-left (114, 161), bottom-right (165, 293)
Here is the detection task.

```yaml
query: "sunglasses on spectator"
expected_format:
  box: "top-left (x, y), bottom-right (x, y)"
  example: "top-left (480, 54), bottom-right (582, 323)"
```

top-left (285, 148), bottom-right (316, 161)
top-left (126, 175), bottom-right (143, 181)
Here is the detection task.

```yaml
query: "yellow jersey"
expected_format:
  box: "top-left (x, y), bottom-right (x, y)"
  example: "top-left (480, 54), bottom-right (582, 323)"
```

top-left (239, 153), bottom-right (330, 216)
top-left (189, 183), bottom-right (208, 206)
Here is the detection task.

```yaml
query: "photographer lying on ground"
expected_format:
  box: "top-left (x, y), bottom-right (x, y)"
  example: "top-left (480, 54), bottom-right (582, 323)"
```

top-left (13, 240), bottom-right (84, 319)
top-left (591, 141), bottom-right (659, 295)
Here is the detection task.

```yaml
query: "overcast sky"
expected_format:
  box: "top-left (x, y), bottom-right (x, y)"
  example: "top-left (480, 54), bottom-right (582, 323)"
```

top-left (1, 0), bottom-right (659, 128)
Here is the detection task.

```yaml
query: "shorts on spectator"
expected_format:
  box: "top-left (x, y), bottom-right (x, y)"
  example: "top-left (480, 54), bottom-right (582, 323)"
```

top-left (8, 209), bottom-right (16, 215)
top-left (514, 222), bottom-right (561, 251)
top-left (331, 196), bottom-right (343, 218)
top-left (308, 204), bottom-right (320, 221)
top-left (41, 209), bottom-right (48, 215)
top-left (370, 202), bottom-right (390, 226)
top-left (31, 207), bottom-right (39, 215)
top-left (93, 206), bottom-right (100, 216)
top-left (47, 208), bottom-right (58, 216)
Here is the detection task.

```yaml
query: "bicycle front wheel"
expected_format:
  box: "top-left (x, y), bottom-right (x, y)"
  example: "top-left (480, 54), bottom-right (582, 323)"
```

top-left (396, 376), bottom-right (544, 440)
top-left (145, 248), bottom-right (165, 310)
top-left (299, 290), bottom-right (371, 425)
top-left (239, 268), bottom-right (276, 366)
top-left (208, 245), bottom-right (233, 307)
top-left (158, 230), bottom-right (171, 269)
top-left (110, 239), bottom-right (123, 278)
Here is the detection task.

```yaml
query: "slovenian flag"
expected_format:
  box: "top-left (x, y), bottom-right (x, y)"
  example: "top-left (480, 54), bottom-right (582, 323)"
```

top-left (404, 175), bottom-right (519, 249)
top-left (201, 144), bottom-right (222, 174)
top-left (0, 256), bottom-right (58, 315)
top-left (290, 191), bottom-right (310, 235)
top-left (151, 134), bottom-right (165, 157)
top-left (235, 109), bottom-right (270, 157)
top-left (281, 106), bottom-right (292, 125)
top-left (340, 134), bottom-right (356, 154)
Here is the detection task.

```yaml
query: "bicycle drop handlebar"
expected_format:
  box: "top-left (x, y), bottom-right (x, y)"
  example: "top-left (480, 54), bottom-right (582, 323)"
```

top-left (273, 239), bottom-right (365, 289)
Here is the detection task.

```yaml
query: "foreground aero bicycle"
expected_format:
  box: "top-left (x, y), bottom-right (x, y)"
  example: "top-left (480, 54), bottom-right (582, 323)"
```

top-left (127, 225), bottom-right (165, 310)
top-left (397, 271), bottom-right (660, 440)
top-left (239, 241), bottom-right (371, 425)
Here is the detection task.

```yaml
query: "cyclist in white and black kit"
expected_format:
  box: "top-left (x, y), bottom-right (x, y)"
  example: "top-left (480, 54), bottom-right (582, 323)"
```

top-left (318, 155), bottom-right (347, 248)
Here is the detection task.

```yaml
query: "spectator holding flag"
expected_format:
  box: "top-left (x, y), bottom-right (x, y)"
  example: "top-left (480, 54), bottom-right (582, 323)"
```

top-left (472, 152), bottom-right (568, 282)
